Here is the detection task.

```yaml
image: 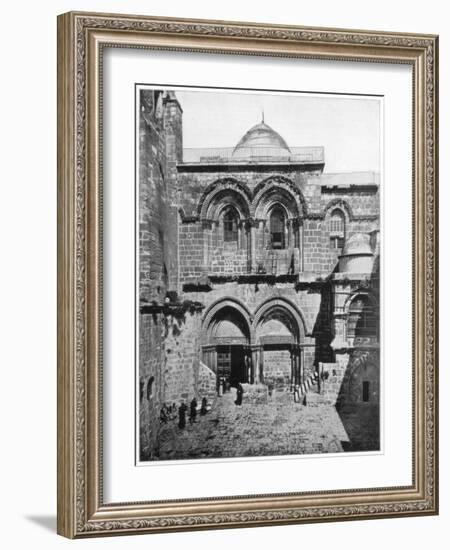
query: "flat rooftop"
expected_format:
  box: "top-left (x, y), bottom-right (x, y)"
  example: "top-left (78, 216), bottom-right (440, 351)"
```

top-left (181, 146), bottom-right (325, 166)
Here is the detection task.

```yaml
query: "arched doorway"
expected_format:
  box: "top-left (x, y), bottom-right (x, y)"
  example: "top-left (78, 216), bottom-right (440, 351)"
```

top-left (202, 301), bottom-right (252, 387)
top-left (253, 299), bottom-right (305, 390)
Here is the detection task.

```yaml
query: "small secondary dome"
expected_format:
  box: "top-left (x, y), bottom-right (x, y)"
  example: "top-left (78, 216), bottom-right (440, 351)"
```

top-left (339, 233), bottom-right (374, 274)
top-left (232, 118), bottom-right (291, 160)
top-left (341, 233), bottom-right (373, 257)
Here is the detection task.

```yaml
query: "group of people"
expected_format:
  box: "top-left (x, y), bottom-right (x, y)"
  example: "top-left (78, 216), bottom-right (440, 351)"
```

top-left (177, 396), bottom-right (209, 429)
top-left (159, 402), bottom-right (178, 423)
top-left (162, 378), bottom-right (246, 431)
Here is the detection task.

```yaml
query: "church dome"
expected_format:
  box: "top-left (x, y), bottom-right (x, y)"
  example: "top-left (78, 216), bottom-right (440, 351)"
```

top-left (341, 233), bottom-right (373, 257)
top-left (232, 120), bottom-right (291, 160)
top-left (339, 233), bottom-right (374, 274)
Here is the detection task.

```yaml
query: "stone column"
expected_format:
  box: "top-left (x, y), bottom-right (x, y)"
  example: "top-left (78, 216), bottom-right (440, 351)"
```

top-left (212, 348), bottom-right (217, 373)
top-left (244, 218), bottom-right (258, 273)
top-left (333, 314), bottom-right (347, 347)
top-left (251, 345), bottom-right (260, 384)
top-left (299, 221), bottom-right (304, 272)
top-left (289, 346), bottom-right (295, 391)
top-left (250, 220), bottom-right (256, 273)
top-left (293, 346), bottom-right (299, 388)
top-left (260, 346), bottom-right (264, 383)
top-left (300, 347), bottom-right (304, 385)
top-left (245, 352), bottom-right (252, 383)
top-left (245, 220), bottom-right (252, 273)
top-left (202, 219), bottom-right (213, 274)
top-left (331, 281), bottom-right (352, 351)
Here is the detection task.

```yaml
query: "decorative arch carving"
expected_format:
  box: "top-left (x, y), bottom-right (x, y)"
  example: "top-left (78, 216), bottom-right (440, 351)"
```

top-left (344, 292), bottom-right (379, 342)
top-left (252, 176), bottom-right (307, 218)
top-left (252, 298), bottom-right (307, 341)
top-left (197, 178), bottom-right (251, 221)
top-left (343, 290), bottom-right (378, 315)
top-left (202, 298), bottom-right (253, 344)
top-left (323, 198), bottom-right (354, 222)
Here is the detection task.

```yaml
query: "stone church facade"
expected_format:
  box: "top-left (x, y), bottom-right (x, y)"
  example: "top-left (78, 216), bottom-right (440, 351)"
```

top-left (138, 89), bottom-right (380, 460)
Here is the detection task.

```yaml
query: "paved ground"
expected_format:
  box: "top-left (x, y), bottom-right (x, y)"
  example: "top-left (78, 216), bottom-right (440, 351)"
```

top-left (155, 389), bottom-right (379, 461)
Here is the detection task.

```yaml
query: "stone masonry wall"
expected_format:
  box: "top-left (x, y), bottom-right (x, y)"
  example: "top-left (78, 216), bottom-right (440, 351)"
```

top-left (139, 92), bottom-right (380, 459)
top-left (139, 89), bottom-right (169, 460)
top-left (139, 313), bottom-right (164, 460)
top-left (163, 95), bottom-right (183, 292)
top-left (162, 311), bottom-right (203, 406)
top-left (139, 89), bottom-right (168, 304)
top-left (210, 246), bottom-right (248, 276)
top-left (139, 91), bottom-right (185, 460)
top-left (179, 222), bottom-right (204, 280)
top-left (198, 362), bottom-right (218, 403)
top-left (177, 169), bottom-right (379, 279)
top-left (183, 281), bottom-right (327, 380)
top-left (263, 349), bottom-right (292, 389)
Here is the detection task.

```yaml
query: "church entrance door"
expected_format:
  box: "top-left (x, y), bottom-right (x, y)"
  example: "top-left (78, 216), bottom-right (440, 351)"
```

top-left (217, 345), bottom-right (249, 387)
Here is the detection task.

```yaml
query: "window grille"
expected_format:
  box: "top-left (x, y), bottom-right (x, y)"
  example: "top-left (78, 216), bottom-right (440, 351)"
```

top-left (329, 209), bottom-right (345, 250)
top-left (347, 296), bottom-right (378, 339)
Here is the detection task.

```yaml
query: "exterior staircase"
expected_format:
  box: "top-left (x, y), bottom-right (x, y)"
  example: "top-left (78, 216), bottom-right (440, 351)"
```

top-left (293, 371), bottom-right (323, 405)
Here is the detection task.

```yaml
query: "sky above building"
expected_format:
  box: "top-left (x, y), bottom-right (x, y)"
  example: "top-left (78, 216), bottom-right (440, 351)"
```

top-left (175, 88), bottom-right (381, 174)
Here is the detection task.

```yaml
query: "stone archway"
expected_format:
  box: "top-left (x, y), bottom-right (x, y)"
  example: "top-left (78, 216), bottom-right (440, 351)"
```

top-left (252, 183), bottom-right (303, 273)
top-left (202, 300), bottom-right (252, 388)
top-left (253, 299), bottom-right (305, 391)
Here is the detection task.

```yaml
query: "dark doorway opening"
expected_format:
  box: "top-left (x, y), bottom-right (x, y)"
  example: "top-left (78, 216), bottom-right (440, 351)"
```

top-left (216, 345), bottom-right (248, 387)
top-left (230, 346), bottom-right (248, 386)
top-left (362, 380), bottom-right (370, 402)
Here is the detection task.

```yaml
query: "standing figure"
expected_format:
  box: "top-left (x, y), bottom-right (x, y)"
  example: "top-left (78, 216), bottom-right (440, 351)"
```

top-left (200, 396), bottom-right (208, 415)
top-left (235, 382), bottom-right (244, 406)
top-left (178, 401), bottom-right (187, 429)
top-left (189, 397), bottom-right (198, 424)
top-left (160, 404), bottom-right (169, 423)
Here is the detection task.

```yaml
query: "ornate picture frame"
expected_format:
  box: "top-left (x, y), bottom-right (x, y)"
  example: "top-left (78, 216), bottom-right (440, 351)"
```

top-left (57, 11), bottom-right (438, 538)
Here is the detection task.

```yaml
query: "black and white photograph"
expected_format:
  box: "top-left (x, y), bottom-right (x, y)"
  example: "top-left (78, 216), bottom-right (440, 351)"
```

top-left (137, 86), bottom-right (381, 463)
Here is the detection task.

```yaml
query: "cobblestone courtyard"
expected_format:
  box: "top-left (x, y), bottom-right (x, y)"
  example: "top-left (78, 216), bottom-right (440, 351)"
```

top-left (156, 389), bottom-right (379, 460)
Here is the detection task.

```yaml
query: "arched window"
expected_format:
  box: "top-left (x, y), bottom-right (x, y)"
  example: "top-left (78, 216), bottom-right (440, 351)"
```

top-left (347, 295), bottom-right (378, 340)
top-left (223, 208), bottom-right (239, 242)
top-left (329, 209), bottom-right (345, 250)
top-left (270, 207), bottom-right (286, 249)
top-left (147, 376), bottom-right (155, 400)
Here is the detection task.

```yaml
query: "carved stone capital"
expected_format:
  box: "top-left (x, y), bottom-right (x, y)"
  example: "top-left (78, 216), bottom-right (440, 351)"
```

top-left (244, 217), bottom-right (259, 230)
top-left (201, 218), bottom-right (214, 230)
